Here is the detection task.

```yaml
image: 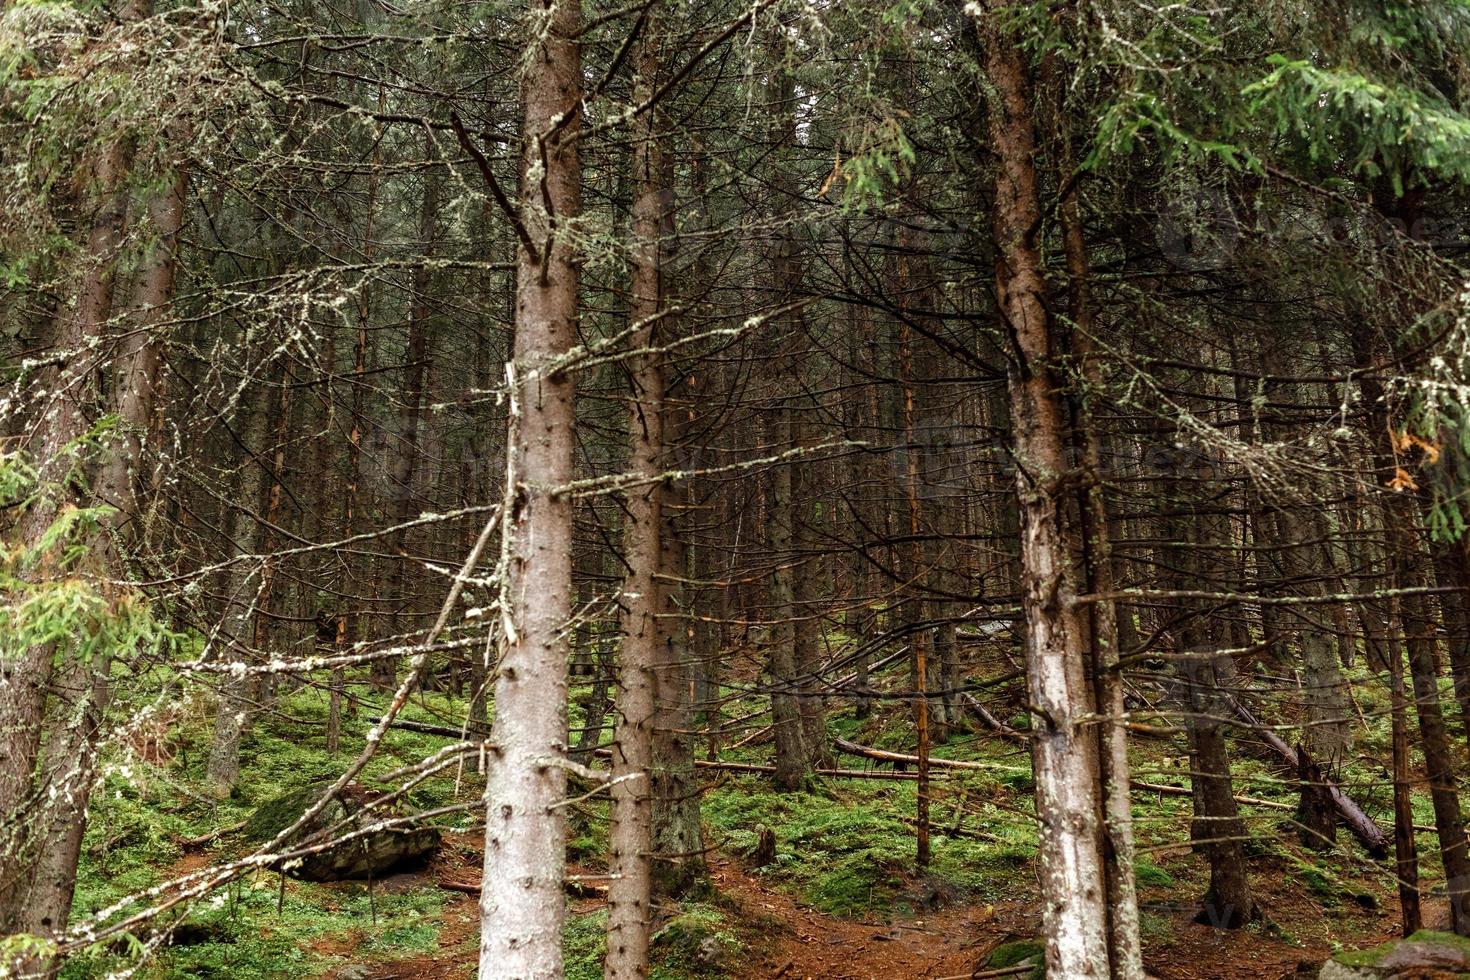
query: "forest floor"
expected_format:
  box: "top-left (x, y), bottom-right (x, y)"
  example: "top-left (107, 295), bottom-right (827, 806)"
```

top-left (338, 832), bottom-right (1409, 980)
top-left (60, 667), bottom-right (1447, 979)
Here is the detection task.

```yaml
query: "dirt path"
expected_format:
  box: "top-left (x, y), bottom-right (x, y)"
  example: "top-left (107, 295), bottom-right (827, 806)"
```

top-left (710, 857), bottom-right (1025, 980)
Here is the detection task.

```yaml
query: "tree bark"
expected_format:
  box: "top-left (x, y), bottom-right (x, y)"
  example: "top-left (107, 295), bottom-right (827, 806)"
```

top-left (1349, 314), bottom-right (1470, 935)
top-left (478, 1), bottom-right (581, 974)
top-left (606, 19), bottom-right (668, 975)
top-left (1060, 167), bottom-right (1144, 976)
top-left (971, 4), bottom-right (1133, 972)
top-left (378, 145), bottom-right (440, 690)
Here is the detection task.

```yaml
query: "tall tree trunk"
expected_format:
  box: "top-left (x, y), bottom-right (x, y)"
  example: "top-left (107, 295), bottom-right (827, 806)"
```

top-left (378, 148), bottom-right (440, 689)
top-left (898, 290), bottom-right (931, 867)
top-left (204, 378), bottom-right (280, 798)
top-left (792, 462), bottom-right (832, 769)
top-left (653, 290), bottom-right (707, 895)
top-left (969, 4), bottom-right (1136, 973)
top-left (478, 0), bottom-right (581, 974)
top-left (1156, 448), bottom-right (1256, 928)
top-left (606, 20), bottom-right (667, 974)
top-left (1383, 595), bottom-right (1423, 934)
top-left (1350, 313), bottom-right (1470, 935)
top-left (0, 36), bottom-right (150, 943)
top-left (1060, 171), bottom-right (1143, 977)
top-left (763, 43), bottom-right (807, 791)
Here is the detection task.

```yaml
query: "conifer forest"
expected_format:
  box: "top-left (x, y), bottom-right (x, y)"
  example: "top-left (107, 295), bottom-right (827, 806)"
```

top-left (15, 1), bottom-right (1470, 977)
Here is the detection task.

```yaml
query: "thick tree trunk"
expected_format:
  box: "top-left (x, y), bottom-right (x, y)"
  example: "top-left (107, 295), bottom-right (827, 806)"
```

top-left (19, 145), bottom-right (189, 940)
top-left (972, 4), bottom-right (1134, 972)
top-left (0, 54), bottom-right (151, 946)
top-left (478, 1), bottom-right (581, 974)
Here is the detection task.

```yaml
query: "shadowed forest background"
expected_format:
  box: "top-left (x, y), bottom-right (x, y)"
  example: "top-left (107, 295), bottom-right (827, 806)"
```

top-left (6, 1), bottom-right (1470, 977)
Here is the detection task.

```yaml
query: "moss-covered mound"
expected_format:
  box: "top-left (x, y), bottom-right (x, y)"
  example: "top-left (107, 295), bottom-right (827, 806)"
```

top-left (1323, 930), bottom-right (1470, 978)
top-left (244, 781), bottom-right (440, 881)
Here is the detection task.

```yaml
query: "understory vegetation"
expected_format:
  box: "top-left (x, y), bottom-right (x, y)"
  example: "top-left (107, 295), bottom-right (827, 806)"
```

top-left (8, 0), bottom-right (1470, 977)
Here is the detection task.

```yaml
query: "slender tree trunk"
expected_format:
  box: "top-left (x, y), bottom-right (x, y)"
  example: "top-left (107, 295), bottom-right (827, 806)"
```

top-left (653, 453), bottom-right (707, 895)
top-left (478, 1), bottom-right (581, 973)
top-left (654, 347), bottom-right (707, 894)
top-left (378, 149), bottom-right (440, 689)
top-left (606, 21), bottom-right (667, 974)
top-left (792, 462), bottom-right (832, 769)
top-left (1381, 596), bottom-right (1423, 934)
top-left (205, 380), bottom-right (279, 798)
top-left (763, 46), bottom-right (807, 791)
top-left (1157, 450), bottom-right (1255, 927)
top-left (767, 426), bottom-right (806, 790)
top-left (898, 294), bottom-right (931, 867)
top-left (1350, 315), bottom-right (1470, 935)
top-left (1060, 168), bottom-right (1143, 976)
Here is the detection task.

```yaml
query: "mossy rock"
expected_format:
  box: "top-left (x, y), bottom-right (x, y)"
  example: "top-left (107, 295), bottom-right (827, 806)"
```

top-left (243, 781), bottom-right (440, 882)
top-left (1327, 930), bottom-right (1470, 977)
top-left (651, 906), bottom-right (736, 975)
top-left (987, 938), bottom-right (1044, 979)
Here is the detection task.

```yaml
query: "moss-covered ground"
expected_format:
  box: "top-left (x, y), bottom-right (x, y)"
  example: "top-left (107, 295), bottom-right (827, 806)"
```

top-left (53, 655), bottom-right (1445, 977)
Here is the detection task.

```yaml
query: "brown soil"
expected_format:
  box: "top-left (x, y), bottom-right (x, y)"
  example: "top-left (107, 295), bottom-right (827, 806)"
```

top-left (711, 856), bottom-right (1023, 980)
top-left (314, 834), bottom-right (1413, 980)
top-left (321, 846), bottom-right (1411, 980)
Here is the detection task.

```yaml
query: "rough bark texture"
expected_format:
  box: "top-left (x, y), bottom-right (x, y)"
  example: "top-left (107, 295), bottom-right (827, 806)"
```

top-left (1061, 172), bottom-right (1144, 977)
top-left (1350, 316), bottom-right (1470, 935)
top-left (0, 83), bottom-right (140, 945)
top-left (605, 23), bottom-right (665, 976)
top-left (477, 0), bottom-right (581, 974)
top-left (976, 4), bottom-right (1125, 973)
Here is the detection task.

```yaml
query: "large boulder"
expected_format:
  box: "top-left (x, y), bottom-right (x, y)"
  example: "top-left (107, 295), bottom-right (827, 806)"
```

top-left (243, 781), bottom-right (440, 881)
top-left (1320, 931), bottom-right (1470, 978)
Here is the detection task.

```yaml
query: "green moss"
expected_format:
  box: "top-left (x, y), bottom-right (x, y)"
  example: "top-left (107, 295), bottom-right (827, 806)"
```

top-left (564, 910), bottom-right (609, 980)
top-left (987, 939), bottom-right (1044, 978)
top-left (651, 903), bottom-right (738, 977)
top-left (562, 904), bottom-right (736, 980)
top-left (704, 775), bottom-right (1035, 916)
top-left (1134, 860), bottom-right (1174, 887)
top-left (1336, 930), bottom-right (1470, 968)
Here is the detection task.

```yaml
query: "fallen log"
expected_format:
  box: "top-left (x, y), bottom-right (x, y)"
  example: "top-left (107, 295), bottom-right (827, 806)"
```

top-left (178, 818), bottom-right (249, 850)
top-left (1224, 694), bottom-right (1390, 857)
top-left (693, 758), bottom-right (935, 782)
top-left (833, 737), bottom-right (1339, 818)
top-left (590, 745), bottom-right (934, 781)
top-left (440, 877), bottom-right (607, 898)
top-left (1131, 780), bottom-right (1292, 812)
top-left (833, 737), bottom-right (995, 772)
top-left (962, 695), bottom-right (1024, 742)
